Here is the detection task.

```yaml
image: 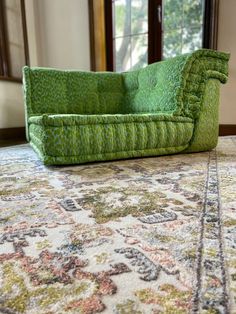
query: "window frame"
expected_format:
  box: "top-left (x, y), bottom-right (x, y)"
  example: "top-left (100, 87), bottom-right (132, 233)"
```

top-left (203, 0), bottom-right (219, 49)
top-left (89, 0), bottom-right (219, 72)
top-left (0, 0), bottom-right (29, 83)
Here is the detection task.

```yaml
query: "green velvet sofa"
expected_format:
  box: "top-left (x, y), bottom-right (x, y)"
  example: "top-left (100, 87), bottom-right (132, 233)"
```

top-left (23, 49), bottom-right (229, 165)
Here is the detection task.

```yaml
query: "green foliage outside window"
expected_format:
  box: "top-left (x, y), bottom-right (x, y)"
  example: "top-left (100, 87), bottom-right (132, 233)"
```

top-left (113, 0), bottom-right (204, 71)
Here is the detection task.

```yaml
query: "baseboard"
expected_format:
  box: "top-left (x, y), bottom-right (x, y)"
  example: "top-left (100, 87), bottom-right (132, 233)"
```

top-left (219, 124), bottom-right (236, 136)
top-left (0, 127), bottom-right (26, 141)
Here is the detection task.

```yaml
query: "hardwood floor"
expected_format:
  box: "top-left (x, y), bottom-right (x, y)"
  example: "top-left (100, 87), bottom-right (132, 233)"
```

top-left (0, 127), bottom-right (26, 148)
top-left (0, 140), bottom-right (27, 148)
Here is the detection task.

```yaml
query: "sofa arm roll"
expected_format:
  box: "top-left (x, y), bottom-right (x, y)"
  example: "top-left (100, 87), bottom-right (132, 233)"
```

top-left (171, 49), bottom-right (229, 119)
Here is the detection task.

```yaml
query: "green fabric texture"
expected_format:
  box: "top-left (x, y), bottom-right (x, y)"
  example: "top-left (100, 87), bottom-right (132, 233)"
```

top-left (28, 113), bottom-right (193, 126)
top-left (184, 79), bottom-right (220, 152)
top-left (22, 49), bottom-right (229, 165)
top-left (29, 117), bottom-right (193, 163)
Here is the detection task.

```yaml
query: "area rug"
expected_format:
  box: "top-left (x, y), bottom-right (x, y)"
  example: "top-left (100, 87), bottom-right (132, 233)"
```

top-left (0, 137), bottom-right (235, 314)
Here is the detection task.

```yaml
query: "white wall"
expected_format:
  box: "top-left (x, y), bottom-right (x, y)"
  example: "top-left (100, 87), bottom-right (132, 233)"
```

top-left (0, 81), bottom-right (25, 128)
top-left (218, 0), bottom-right (236, 124)
top-left (0, 0), bottom-right (90, 129)
top-left (34, 0), bottom-right (90, 70)
top-left (25, 0), bottom-right (40, 67)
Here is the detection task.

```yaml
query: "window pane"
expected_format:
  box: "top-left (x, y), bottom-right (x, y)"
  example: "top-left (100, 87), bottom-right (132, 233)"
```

top-left (163, 0), bottom-right (204, 59)
top-left (130, 34), bottom-right (147, 70)
top-left (183, 0), bottom-right (204, 27)
top-left (163, 0), bottom-right (183, 31)
top-left (182, 26), bottom-right (203, 54)
top-left (114, 37), bottom-right (131, 72)
top-left (131, 0), bottom-right (148, 34)
top-left (163, 30), bottom-right (182, 59)
top-left (113, 0), bottom-right (148, 71)
top-left (114, 0), bottom-right (131, 38)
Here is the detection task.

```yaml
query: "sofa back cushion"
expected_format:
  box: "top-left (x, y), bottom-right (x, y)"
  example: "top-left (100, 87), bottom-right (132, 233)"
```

top-left (24, 67), bottom-right (124, 116)
top-left (123, 55), bottom-right (187, 114)
top-left (67, 72), bottom-right (124, 114)
top-left (28, 68), bottom-right (68, 115)
top-left (24, 58), bottom-right (185, 117)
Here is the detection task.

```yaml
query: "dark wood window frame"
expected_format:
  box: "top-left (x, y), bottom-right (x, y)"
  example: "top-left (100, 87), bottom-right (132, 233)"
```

top-left (0, 0), bottom-right (29, 83)
top-left (89, 0), bottom-right (219, 72)
top-left (203, 0), bottom-right (219, 49)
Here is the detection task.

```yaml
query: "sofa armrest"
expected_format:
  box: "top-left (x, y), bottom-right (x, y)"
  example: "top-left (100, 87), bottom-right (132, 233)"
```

top-left (174, 49), bottom-right (229, 119)
top-left (123, 49), bottom-right (229, 118)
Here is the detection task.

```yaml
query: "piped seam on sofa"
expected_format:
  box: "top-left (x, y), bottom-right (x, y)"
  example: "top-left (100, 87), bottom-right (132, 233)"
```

top-left (28, 119), bottom-right (194, 127)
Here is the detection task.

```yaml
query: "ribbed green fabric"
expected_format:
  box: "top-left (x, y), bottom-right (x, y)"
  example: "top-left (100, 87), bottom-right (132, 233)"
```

top-left (30, 141), bottom-right (191, 165)
top-left (184, 79), bottom-right (220, 152)
top-left (22, 49), bottom-right (229, 165)
top-left (29, 118), bottom-right (193, 157)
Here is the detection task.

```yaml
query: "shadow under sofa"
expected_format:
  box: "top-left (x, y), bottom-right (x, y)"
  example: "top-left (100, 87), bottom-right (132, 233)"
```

top-left (22, 49), bottom-right (229, 165)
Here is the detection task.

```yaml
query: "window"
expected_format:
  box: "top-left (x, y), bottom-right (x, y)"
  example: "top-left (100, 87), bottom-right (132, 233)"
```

top-left (0, 0), bottom-right (29, 82)
top-left (89, 0), bottom-right (219, 72)
top-left (112, 0), bottom-right (148, 72)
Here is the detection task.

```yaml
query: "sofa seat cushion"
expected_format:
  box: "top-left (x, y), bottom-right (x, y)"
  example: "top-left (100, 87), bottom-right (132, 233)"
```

top-left (28, 113), bottom-right (194, 165)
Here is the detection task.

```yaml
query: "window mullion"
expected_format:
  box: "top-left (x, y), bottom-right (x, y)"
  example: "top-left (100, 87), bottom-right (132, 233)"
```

top-left (148, 0), bottom-right (163, 64)
top-left (203, 0), bottom-right (219, 49)
top-left (104, 0), bottom-right (114, 71)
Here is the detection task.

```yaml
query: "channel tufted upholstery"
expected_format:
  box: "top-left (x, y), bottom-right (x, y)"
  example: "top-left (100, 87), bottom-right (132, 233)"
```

top-left (23, 49), bottom-right (229, 165)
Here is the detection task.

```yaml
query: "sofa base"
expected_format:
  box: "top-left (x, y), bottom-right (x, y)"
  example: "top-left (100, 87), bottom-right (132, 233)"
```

top-left (30, 140), bottom-right (189, 166)
top-left (28, 113), bottom-right (194, 165)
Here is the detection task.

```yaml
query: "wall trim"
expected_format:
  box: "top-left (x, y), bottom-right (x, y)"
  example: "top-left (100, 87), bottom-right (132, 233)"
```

top-left (0, 127), bottom-right (26, 141)
top-left (0, 124), bottom-right (235, 143)
top-left (219, 124), bottom-right (236, 136)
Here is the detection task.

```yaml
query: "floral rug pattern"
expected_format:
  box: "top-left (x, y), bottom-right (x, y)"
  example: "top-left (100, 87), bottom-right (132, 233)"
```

top-left (0, 137), bottom-right (235, 313)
